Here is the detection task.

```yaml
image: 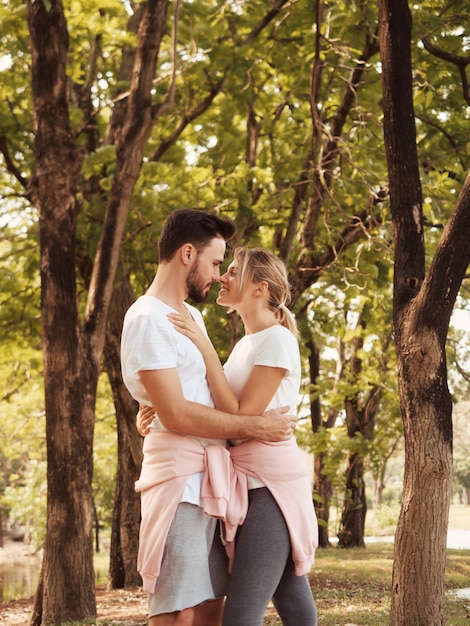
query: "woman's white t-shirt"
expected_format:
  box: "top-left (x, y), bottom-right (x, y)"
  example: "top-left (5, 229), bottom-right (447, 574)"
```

top-left (223, 324), bottom-right (301, 488)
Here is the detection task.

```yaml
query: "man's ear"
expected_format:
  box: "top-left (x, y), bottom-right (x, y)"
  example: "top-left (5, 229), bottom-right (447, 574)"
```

top-left (181, 244), bottom-right (195, 265)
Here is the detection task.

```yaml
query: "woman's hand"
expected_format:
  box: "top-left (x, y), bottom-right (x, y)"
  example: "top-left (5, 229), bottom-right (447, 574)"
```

top-left (168, 312), bottom-right (214, 356)
top-left (136, 404), bottom-right (155, 436)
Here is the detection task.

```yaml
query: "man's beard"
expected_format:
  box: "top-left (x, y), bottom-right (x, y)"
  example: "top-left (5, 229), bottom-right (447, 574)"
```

top-left (186, 261), bottom-right (210, 303)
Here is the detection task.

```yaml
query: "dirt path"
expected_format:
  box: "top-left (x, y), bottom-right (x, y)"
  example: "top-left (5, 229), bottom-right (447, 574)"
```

top-left (0, 541), bottom-right (279, 625)
top-left (0, 585), bottom-right (148, 625)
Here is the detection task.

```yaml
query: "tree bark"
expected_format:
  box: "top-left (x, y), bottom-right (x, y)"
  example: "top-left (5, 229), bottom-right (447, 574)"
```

top-left (337, 452), bottom-right (366, 548)
top-left (27, 1), bottom-right (95, 622)
top-left (307, 336), bottom-right (336, 547)
top-left (338, 310), bottom-right (381, 548)
top-left (313, 452), bottom-right (333, 548)
top-left (379, 0), bottom-right (470, 622)
top-left (389, 173), bottom-right (470, 625)
top-left (27, 0), bottom-right (170, 622)
top-left (104, 276), bottom-right (143, 588)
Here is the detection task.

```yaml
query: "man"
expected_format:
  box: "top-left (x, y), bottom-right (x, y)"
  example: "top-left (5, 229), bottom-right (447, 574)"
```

top-left (120, 209), bottom-right (295, 626)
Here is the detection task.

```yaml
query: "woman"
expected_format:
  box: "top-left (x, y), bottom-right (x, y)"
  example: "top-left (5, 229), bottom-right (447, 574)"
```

top-left (167, 247), bottom-right (318, 626)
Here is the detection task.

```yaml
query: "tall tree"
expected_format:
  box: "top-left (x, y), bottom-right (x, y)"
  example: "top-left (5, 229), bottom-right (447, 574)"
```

top-left (26, 0), bottom-right (169, 622)
top-left (104, 277), bottom-right (142, 588)
top-left (379, 0), bottom-right (470, 622)
top-left (337, 304), bottom-right (386, 548)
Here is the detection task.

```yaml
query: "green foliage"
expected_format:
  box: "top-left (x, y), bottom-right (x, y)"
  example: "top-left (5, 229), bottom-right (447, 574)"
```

top-left (0, 0), bottom-right (469, 555)
top-left (294, 249), bottom-right (402, 510)
top-left (452, 402), bottom-right (470, 498)
top-left (2, 459), bottom-right (47, 546)
top-left (93, 375), bottom-right (118, 531)
top-left (454, 456), bottom-right (470, 491)
top-left (0, 221), bottom-right (46, 545)
top-left (375, 502), bottom-right (400, 531)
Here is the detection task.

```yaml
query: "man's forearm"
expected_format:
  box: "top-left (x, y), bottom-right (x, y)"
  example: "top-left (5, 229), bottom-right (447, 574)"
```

top-left (138, 368), bottom-right (293, 442)
top-left (164, 400), bottom-right (291, 442)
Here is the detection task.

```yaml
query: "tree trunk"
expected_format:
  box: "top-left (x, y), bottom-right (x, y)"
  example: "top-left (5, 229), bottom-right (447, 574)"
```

top-left (371, 475), bottom-right (385, 509)
top-left (337, 453), bottom-right (366, 548)
top-left (313, 452), bottom-right (333, 548)
top-left (379, 0), bottom-right (470, 622)
top-left (380, 1), bottom-right (449, 622)
top-left (35, 223), bottom-right (98, 625)
top-left (307, 336), bottom-right (335, 547)
top-left (104, 275), bottom-right (143, 588)
top-left (392, 377), bottom-right (452, 623)
top-left (337, 310), bottom-right (379, 548)
top-left (27, 1), bottom-right (96, 622)
top-left (27, 0), bottom-right (170, 621)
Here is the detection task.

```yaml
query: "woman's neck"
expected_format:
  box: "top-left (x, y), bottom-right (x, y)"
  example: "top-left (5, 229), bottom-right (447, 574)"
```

top-left (239, 307), bottom-right (278, 335)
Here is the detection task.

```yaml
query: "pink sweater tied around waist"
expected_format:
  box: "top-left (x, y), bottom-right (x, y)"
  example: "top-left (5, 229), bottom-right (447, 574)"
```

top-left (135, 430), bottom-right (318, 594)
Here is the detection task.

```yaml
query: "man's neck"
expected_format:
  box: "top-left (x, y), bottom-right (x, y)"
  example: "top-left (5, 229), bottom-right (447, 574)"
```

top-left (146, 268), bottom-right (189, 314)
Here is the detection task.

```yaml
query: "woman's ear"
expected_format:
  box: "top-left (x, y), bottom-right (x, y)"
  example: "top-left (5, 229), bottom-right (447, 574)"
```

top-left (254, 281), bottom-right (269, 298)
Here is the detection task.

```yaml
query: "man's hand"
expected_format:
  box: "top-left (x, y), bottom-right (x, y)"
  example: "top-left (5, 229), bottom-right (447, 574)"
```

top-left (253, 406), bottom-right (297, 442)
top-left (136, 405), bottom-right (155, 436)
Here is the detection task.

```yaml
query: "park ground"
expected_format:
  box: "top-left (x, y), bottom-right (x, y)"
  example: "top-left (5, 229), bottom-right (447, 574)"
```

top-left (1, 505), bottom-right (469, 626)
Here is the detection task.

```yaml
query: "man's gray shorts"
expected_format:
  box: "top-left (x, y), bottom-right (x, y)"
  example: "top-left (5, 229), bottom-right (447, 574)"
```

top-left (148, 502), bottom-right (229, 616)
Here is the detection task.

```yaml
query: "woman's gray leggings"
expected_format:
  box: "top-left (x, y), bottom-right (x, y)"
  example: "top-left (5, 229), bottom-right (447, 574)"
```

top-left (222, 487), bottom-right (317, 626)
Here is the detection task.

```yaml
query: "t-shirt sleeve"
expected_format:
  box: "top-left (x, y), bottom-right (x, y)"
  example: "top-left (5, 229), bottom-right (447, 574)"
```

top-left (253, 327), bottom-right (298, 374)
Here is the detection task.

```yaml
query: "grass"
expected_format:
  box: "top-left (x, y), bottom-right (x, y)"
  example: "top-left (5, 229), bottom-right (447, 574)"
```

top-left (92, 505), bottom-right (468, 625)
top-left (9, 545), bottom-right (468, 626)
top-left (263, 543), bottom-right (470, 625)
top-left (17, 506), bottom-right (469, 625)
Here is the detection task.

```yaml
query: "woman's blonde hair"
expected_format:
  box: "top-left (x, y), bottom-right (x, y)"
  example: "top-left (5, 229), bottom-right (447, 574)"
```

top-left (232, 247), bottom-right (298, 337)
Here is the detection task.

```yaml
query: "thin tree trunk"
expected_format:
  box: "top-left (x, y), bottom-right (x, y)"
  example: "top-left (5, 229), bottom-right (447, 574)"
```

top-left (307, 337), bottom-right (334, 547)
top-left (337, 309), bottom-right (380, 548)
top-left (104, 275), bottom-right (143, 588)
top-left (313, 453), bottom-right (333, 548)
top-left (337, 453), bottom-right (366, 548)
top-left (372, 476), bottom-right (385, 509)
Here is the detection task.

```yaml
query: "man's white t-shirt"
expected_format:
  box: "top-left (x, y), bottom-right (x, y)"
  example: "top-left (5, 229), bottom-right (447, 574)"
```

top-left (120, 295), bottom-right (225, 505)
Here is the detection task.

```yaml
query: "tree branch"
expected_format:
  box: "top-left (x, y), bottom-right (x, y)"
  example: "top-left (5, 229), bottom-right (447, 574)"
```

top-left (293, 205), bottom-right (384, 296)
top-left (422, 35), bottom-right (470, 105)
top-left (418, 171), bottom-right (470, 329)
top-left (149, 75), bottom-right (227, 162)
top-left (85, 0), bottom-right (170, 355)
top-left (244, 0), bottom-right (292, 46)
top-left (0, 135), bottom-right (28, 190)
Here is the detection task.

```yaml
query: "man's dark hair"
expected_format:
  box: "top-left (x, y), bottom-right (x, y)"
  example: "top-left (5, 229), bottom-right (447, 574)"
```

top-left (158, 209), bottom-right (236, 262)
